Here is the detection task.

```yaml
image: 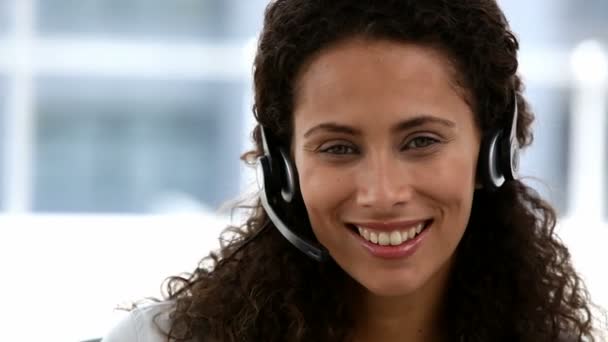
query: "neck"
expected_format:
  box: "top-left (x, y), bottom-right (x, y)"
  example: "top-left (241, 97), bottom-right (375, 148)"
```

top-left (350, 260), bottom-right (453, 342)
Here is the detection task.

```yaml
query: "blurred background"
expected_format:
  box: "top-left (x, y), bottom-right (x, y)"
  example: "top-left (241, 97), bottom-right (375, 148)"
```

top-left (0, 0), bottom-right (606, 340)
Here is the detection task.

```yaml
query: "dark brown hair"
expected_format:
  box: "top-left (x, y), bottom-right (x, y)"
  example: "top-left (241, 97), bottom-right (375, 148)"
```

top-left (160, 0), bottom-right (600, 340)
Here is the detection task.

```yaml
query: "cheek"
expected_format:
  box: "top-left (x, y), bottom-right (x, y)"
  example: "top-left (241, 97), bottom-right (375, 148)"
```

top-left (298, 162), bottom-right (351, 218)
top-left (419, 150), bottom-right (478, 235)
top-left (428, 156), bottom-right (475, 200)
top-left (296, 158), bottom-right (356, 243)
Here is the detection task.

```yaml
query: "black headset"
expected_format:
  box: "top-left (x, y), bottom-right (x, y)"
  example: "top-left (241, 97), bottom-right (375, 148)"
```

top-left (478, 90), bottom-right (520, 191)
top-left (257, 91), bottom-right (520, 262)
top-left (257, 126), bottom-right (330, 261)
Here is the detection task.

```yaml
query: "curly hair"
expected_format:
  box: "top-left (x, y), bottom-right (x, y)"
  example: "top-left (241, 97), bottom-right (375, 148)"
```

top-left (160, 0), bottom-right (599, 340)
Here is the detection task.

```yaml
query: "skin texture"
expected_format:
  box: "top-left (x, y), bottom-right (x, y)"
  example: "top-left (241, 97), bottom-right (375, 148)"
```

top-left (292, 38), bottom-right (480, 341)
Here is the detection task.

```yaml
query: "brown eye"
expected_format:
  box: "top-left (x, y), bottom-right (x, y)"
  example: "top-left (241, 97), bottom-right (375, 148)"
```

top-left (319, 144), bottom-right (358, 155)
top-left (403, 136), bottom-right (439, 150)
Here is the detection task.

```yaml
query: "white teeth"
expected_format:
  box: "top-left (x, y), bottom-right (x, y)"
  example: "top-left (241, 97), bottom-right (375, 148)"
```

top-left (389, 231), bottom-right (402, 245)
top-left (355, 222), bottom-right (427, 246)
top-left (408, 227), bottom-right (416, 239)
top-left (378, 232), bottom-right (390, 246)
top-left (370, 231), bottom-right (378, 244)
top-left (362, 229), bottom-right (370, 240)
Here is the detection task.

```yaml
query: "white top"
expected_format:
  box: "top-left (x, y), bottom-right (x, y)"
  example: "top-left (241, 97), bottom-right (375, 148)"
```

top-left (101, 301), bottom-right (175, 342)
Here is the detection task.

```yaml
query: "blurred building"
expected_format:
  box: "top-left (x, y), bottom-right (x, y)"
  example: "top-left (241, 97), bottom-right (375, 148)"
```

top-left (0, 0), bottom-right (267, 214)
top-left (0, 0), bottom-right (607, 217)
top-left (499, 0), bottom-right (608, 221)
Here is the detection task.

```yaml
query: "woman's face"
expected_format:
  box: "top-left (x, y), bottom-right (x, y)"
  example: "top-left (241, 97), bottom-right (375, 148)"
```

top-left (292, 38), bottom-right (481, 297)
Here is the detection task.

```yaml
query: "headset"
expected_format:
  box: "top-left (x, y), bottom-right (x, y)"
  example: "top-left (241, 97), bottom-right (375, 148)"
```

top-left (256, 126), bottom-right (330, 262)
top-left (478, 90), bottom-right (520, 191)
top-left (257, 90), bottom-right (520, 262)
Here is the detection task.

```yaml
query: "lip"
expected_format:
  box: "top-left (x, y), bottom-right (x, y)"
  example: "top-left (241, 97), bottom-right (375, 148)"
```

top-left (349, 219), bottom-right (429, 231)
top-left (347, 220), bottom-right (432, 259)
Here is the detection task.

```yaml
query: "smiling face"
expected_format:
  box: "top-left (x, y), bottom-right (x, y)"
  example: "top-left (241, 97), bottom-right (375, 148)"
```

top-left (292, 37), bottom-right (481, 297)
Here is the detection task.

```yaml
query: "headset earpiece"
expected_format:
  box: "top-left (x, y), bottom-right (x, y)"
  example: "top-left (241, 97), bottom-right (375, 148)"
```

top-left (501, 94), bottom-right (520, 181)
top-left (278, 148), bottom-right (297, 202)
top-left (257, 125), bottom-right (329, 262)
top-left (259, 126), bottom-right (298, 202)
top-left (479, 131), bottom-right (504, 191)
top-left (478, 90), bottom-right (520, 191)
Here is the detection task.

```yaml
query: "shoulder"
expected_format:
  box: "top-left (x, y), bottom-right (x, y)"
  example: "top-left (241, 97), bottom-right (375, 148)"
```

top-left (101, 301), bottom-right (175, 342)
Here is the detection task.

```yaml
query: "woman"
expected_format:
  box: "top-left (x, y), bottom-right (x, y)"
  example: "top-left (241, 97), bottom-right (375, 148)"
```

top-left (102, 0), bottom-right (600, 341)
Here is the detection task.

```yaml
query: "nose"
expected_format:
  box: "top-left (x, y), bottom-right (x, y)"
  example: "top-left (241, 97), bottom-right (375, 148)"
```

top-left (356, 153), bottom-right (414, 209)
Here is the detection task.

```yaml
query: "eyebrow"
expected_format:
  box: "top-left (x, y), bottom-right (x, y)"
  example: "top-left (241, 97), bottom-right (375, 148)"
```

top-left (302, 115), bottom-right (456, 138)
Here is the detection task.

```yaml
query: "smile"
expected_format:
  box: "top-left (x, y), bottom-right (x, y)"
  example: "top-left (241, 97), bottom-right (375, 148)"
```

top-left (350, 220), bottom-right (432, 246)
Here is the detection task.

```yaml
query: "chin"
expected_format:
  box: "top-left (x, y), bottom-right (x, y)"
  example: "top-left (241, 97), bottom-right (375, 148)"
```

top-left (327, 251), bottom-right (422, 296)
top-left (355, 271), bottom-right (429, 297)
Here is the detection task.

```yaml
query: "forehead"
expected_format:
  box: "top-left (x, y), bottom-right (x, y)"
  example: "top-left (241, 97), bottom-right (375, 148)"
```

top-left (292, 37), bottom-right (473, 132)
